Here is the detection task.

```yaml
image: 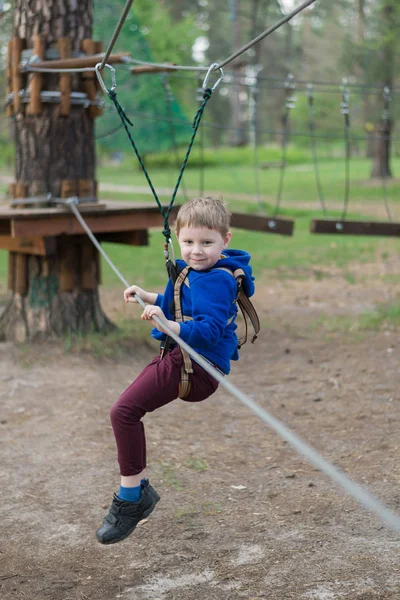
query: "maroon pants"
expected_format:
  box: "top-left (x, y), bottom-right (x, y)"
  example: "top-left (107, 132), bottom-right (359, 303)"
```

top-left (110, 346), bottom-right (219, 476)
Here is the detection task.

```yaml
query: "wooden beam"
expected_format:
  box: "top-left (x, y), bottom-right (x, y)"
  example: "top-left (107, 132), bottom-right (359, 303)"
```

top-left (0, 235), bottom-right (57, 255)
top-left (58, 37), bottom-right (72, 116)
top-left (81, 40), bottom-right (103, 119)
top-left (29, 52), bottom-right (130, 71)
top-left (8, 252), bottom-right (16, 291)
top-left (230, 212), bottom-right (295, 236)
top-left (12, 36), bottom-right (25, 114)
top-left (28, 35), bottom-right (45, 115)
top-left (80, 239), bottom-right (97, 290)
top-left (97, 230), bottom-right (148, 246)
top-left (310, 219), bottom-right (400, 237)
top-left (11, 210), bottom-right (167, 238)
top-left (15, 253), bottom-right (28, 296)
top-left (130, 65), bottom-right (176, 75)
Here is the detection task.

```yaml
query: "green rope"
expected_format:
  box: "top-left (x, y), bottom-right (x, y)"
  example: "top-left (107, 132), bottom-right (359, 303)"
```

top-left (108, 87), bottom-right (213, 242)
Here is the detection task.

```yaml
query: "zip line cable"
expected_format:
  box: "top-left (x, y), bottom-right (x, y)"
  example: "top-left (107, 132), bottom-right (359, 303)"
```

top-left (63, 196), bottom-right (400, 534)
top-left (215, 0), bottom-right (317, 70)
top-left (24, 0), bottom-right (317, 80)
top-left (98, 0), bottom-right (135, 72)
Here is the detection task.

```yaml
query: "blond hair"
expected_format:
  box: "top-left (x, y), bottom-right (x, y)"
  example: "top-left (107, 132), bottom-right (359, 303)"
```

top-left (175, 197), bottom-right (231, 237)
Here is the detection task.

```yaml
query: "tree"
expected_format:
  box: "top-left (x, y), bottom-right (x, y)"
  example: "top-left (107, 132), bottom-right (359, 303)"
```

top-left (1, 0), bottom-right (113, 341)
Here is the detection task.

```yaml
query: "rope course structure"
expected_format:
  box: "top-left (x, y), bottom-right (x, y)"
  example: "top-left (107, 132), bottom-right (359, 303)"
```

top-left (311, 81), bottom-right (400, 237)
top-left (52, 0), bottom-right (400, 534)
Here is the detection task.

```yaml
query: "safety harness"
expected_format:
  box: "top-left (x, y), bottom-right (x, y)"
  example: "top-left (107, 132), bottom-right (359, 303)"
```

top-left (162, 265), bottom-right (260, 398)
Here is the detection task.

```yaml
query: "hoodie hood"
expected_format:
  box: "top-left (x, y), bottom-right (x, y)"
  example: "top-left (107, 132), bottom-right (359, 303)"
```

top-left (177, 248), bottom-right (255, 297)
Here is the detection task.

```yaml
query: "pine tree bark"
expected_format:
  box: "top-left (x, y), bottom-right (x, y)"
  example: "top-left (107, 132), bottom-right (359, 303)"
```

top-left (1, 0), bottom-right (115, 341)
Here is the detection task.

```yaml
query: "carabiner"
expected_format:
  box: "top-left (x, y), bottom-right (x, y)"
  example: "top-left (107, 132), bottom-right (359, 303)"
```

top-left (202, 63), bottom-right (224, 92)
top-left (95, 63), bottom-right (117, 96)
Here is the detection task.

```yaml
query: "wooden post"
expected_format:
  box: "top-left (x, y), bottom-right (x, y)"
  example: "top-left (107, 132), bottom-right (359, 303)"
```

top-left (28, 35), bottom-right (45, 116)
top-left (8, 252), bottom-right (16, 291)
top-left (15, 253), bottom-right (28, 296)
top-left (81, 39), bottom-right (103, 119)
top-left (94, 42), bottom-right (104, 91)
top-left (58, 37), bottom-right (72, 116)
top-left (80, 239), bottom-right (97, 290)
top-left (61, 180), bottom-right (77, 198)
top-left (15, 182), bottom-right (28, 209)
top-left (78, 179), bottom-right (95, 200)
top-left (59, 240), bottom-right (77, 292)
top-left (6, 41), bottom-right (14, 117)
top-left (11, 36), bottom-right (25, 114)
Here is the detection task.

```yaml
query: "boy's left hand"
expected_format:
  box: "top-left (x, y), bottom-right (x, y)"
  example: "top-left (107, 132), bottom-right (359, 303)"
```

top-left (141, 306), bottom-right (180, 335)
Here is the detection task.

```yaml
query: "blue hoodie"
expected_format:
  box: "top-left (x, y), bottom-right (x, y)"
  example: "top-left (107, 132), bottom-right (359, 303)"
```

top-left (152, 249), bottom-right (255, 374)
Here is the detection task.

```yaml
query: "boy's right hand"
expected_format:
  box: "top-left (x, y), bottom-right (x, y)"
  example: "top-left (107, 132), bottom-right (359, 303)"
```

top-left (123, 285), bottom-right (148, 304)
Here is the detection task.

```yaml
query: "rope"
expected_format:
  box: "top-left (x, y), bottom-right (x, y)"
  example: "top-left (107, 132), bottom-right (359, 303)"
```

top-left (98, 0), bottom-right (135, 72)
top-left (65, 195), bottom-right (400, 534)
top-left (215, 0), bottom-right (317, 69)
top-left (107, 86), bottom-right (214, 242)
top-left (340, 80), bottom-right (351, 222)
top-left (307, 85), bottom-right (328, 216)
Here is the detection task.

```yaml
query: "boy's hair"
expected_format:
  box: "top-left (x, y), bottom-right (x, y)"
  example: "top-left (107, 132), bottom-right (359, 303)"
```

top-left (175, 197), bottom-right (231, 237)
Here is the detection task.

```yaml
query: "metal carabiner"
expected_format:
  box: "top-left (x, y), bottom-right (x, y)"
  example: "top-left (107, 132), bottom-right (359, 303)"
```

top-left (202, 63), bottom-right (224, 92)
top-left (95, 63), bottom-right (117, 95)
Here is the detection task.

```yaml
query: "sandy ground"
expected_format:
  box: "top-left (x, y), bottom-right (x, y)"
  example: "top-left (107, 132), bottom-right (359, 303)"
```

top-left (1, 262), bottom-right (400, 600)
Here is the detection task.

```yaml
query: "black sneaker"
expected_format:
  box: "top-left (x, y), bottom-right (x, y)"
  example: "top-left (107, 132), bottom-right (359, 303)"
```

top-left (96, 480), bottom-right (160, 545)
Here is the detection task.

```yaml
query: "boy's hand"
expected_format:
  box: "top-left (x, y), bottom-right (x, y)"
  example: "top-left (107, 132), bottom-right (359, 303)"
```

top-left (141, 306), bottom-right (180, 336)
top-left (124, 285), bottom-right (157, 305)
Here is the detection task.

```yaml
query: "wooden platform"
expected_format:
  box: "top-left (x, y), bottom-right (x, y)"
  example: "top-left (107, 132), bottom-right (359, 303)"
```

top-left (0, 201), bottom-right (177, 239)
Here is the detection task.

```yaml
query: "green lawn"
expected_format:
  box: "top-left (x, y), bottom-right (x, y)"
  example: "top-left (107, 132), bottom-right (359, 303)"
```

top-left (1, 152), bottom-right (399, 295)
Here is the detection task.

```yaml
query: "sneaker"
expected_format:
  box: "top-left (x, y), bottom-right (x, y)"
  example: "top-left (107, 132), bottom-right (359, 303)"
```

top-left (96, 480), bottom-right (160, 545)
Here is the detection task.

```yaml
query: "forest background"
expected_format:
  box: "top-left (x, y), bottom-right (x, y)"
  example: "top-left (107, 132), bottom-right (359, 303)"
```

top-left (0, 0), bottom-right (399, 168)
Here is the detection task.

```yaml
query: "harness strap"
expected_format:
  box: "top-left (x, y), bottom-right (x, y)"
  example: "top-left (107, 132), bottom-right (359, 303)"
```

top-left (173, 266), bottom-right (193, 398)
top-left (215, 267), bottom-right (260, 347)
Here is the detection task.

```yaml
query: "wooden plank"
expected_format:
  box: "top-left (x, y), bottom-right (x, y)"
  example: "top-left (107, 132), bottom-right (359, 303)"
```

top-left (230, 212), bottom-right (295, 236)
top-left (28, 35), bottom-right (45, 115)
top-left (58, 38), bottom-right (72, 116)
top-left (97, 230), bottom-right (149, 246)
top-left (310, 219), bottom-right (400, 237)
top-left (0, 235), bottom-right (57, 255)
top-left (15, 253), bottom-right (28, 296)
top-left (11, 211), bottom-right (166, 237)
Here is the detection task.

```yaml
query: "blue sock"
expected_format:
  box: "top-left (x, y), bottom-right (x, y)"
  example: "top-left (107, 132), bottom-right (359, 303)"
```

top-left (118, 485), bottom-right (141, 503)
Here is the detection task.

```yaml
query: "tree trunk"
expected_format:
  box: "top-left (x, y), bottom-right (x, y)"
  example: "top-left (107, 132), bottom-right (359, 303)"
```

top-left (1, 0), bottom-right (115, 342)
top-left (370, 2), bottom-right (394, 179)
top-left (371, 118), bottom-right (392, 179)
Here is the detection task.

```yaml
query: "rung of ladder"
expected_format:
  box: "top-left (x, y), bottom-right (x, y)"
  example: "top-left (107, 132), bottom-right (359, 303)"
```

top-left (230, 212), bottom-right (295, 236)
top-left (310, 219), bottom-right (400, 237)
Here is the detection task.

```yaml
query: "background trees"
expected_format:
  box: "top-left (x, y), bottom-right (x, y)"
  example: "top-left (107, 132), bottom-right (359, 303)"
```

top-left (1, 0), bottom-right (399, 173)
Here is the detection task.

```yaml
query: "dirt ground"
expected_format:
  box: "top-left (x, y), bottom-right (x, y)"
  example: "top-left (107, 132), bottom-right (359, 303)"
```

top-left (1, 261), bottom-right (400, 600)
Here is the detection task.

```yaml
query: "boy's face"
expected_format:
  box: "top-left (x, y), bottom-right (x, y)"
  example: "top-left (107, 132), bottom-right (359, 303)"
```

top-left (176, 226), bottom-right (232, 271)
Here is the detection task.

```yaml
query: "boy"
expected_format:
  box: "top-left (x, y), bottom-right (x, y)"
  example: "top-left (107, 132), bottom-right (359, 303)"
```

top-left (96, 197), bottom-right (256, 544)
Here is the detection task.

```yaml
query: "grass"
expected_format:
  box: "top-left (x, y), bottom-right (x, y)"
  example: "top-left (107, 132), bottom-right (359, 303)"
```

top-left (1, 148), bottom-right (400, 337)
